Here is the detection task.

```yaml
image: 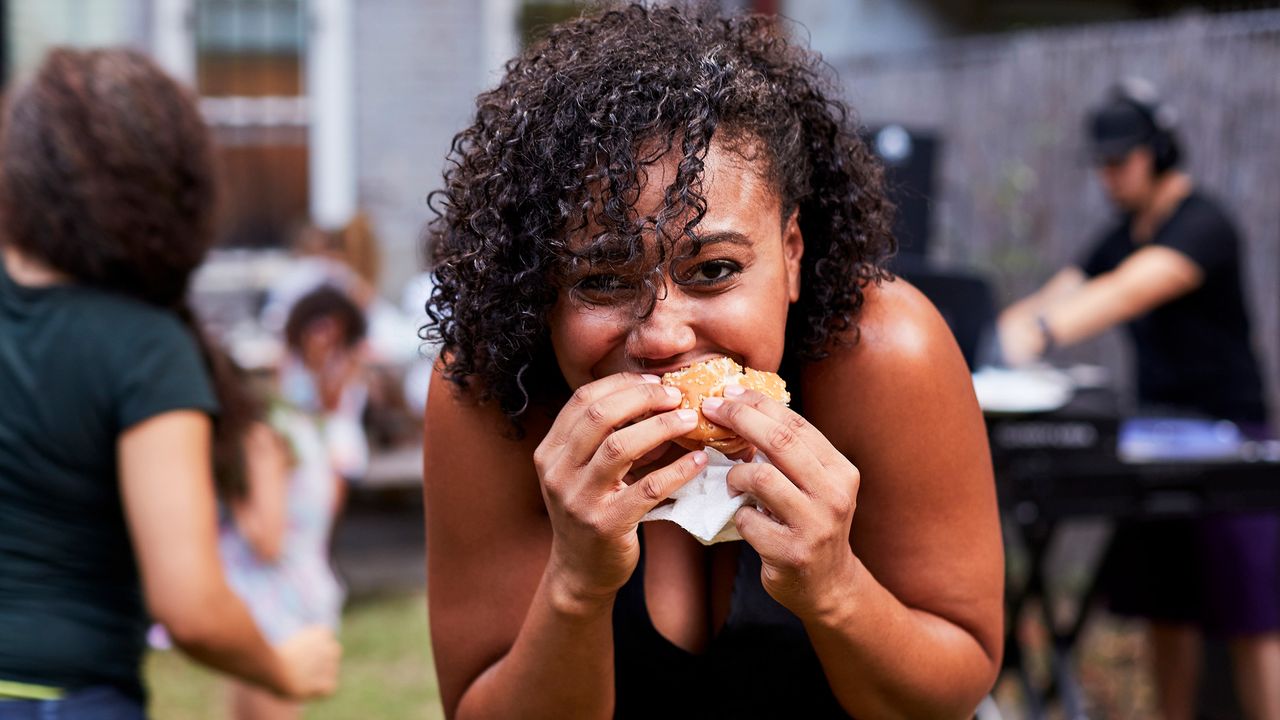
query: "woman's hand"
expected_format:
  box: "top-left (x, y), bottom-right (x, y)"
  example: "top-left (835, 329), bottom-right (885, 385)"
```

top-left (701, 385), bottom-right (862, 621)
top-left (533, 373), bottom-right (708, 613)
top-left (274, 625), bottom-right (342, 700)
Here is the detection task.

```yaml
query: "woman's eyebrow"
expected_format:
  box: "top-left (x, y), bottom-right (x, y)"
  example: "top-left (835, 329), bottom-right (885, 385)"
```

top-left (689, 230), bottom-right (753, 247)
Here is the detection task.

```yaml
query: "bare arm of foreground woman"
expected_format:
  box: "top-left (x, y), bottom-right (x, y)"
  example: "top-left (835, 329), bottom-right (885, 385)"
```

top-left (425, 371), bottom-right (706, 719)
top-left (706, 281), bottom-right (1004, 718)
top-left (119, 411), bottom-right (340, 700)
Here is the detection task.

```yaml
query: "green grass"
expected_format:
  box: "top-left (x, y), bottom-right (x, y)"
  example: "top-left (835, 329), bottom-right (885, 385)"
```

top-left (145, 589), bottom-right (1160, 719)
top-left (145, 593), bottom-right (445, 719)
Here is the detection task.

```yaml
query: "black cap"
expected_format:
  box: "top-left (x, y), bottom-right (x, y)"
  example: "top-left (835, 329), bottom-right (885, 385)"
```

top-left (1086, 100), bottom-right (1157, 164)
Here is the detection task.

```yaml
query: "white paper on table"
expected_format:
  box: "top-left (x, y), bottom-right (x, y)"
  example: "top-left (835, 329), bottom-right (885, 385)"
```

top-left (971, 366), bottom-right (1075, 414)
top-left (640, 448), bottom-right (767, 544)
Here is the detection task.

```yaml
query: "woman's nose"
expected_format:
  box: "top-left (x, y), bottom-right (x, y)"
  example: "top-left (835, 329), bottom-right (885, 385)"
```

top-left (624, 288), bottom-right (697, 363)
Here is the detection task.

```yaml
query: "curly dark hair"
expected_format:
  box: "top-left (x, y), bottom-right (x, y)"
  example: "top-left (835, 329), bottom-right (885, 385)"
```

top-left (0, 48), bottom-right (215, 306)
top-left (426, 2), bottom-right (895, 430)
top-left (0, 48), bottom-right (257, 497)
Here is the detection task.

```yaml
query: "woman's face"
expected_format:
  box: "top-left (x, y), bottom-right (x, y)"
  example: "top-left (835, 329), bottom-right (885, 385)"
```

top-left (549, 139), bottom-right (804, 389)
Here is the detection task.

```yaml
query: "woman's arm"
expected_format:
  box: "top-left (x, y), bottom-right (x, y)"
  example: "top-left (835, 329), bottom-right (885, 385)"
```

top-left (424, 373), bottom-right (611, 720)
top-left (425, 370), bottom-right (703, 719)
top-left (230, 422), bottom-right (290, 563)
top-left (119, 410), bottom-right (339, 700)
top-left (812, 282), bottom-right (1002, 717)
top-left (707, 281), bottom-right (1003, 718)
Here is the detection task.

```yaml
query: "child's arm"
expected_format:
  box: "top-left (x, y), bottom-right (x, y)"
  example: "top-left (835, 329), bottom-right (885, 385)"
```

top-left (232, 422), bottom-right (291, 562)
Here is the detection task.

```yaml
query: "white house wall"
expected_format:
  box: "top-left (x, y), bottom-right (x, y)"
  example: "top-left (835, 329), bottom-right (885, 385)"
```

top-left (353, 0), bottom-right (494, 294)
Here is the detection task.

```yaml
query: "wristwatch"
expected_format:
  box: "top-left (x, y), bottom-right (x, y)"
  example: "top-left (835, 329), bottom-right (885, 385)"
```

top-left (1035, 314), bottom-right (1057, 356)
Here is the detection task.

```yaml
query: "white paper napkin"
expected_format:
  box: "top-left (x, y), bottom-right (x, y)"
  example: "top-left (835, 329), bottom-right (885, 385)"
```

top-left (640, 448), bottom-right (767, 545)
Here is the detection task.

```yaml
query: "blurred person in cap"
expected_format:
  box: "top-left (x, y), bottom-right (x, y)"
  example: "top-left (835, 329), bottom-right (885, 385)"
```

top-left (0, 48), bottom-right (339, 718)
top-left (999, 79), bottom-right (1274, 720)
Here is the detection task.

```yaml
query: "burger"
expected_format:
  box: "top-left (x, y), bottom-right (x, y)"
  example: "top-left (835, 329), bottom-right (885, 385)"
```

top-left (660, 357), bottom-right (790, 455)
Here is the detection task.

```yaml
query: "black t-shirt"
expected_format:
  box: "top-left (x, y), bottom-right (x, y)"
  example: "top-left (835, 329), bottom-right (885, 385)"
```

top-left (1078, 191), bottom-right (1267, 423)
top-left (0, 258), bottom-right (217, 699)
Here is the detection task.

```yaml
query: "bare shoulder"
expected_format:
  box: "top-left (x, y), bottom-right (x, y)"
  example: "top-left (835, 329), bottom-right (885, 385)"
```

top-left (423, 366), bottom-right (548, 532)
top-left (424, 367), bottom-right (535, 467)
top-left (799, 277), bottom-right (1002, 659)
top-left (855, 275), bottom-right (957, 357)
top-left (424, 364), bottom-right (518, 444)
top-left (802, 277), bottom-right (975, 438)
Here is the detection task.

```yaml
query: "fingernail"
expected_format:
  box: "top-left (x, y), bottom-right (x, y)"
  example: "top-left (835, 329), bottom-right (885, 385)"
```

top-left (702, 397), bottom-right (724, 412)
top-left (641, 374), bottom-right (661, 383)
top-left (723, 384), bottom-right (745, 397)
top-left (676, 409), bottom-right (698, 424)
top-left (665, 385), bottom-right (682, 400)
top-left (692, 451), bottom-right (708, 466)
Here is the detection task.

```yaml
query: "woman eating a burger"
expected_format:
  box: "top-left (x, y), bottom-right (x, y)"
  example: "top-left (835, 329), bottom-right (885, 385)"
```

top-left (421, 4), bottom-right (1003, 718)
top-left (0, 49), bottom-right (339, 715)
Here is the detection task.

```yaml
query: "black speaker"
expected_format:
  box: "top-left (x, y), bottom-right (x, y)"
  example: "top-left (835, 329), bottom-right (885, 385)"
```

top-left (867, 125), bottom-right (938, 261)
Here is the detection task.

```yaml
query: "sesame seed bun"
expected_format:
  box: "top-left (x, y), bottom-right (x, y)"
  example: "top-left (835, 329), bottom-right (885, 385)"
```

top-left (660, 357), bottom-right (790, 454)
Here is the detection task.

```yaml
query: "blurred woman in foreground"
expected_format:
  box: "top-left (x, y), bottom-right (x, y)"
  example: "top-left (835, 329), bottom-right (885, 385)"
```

top-left (0, 49), bottom-right (338, 718)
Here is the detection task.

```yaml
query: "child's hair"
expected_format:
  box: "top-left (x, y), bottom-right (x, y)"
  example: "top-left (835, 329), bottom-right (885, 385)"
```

top-left (284, 286), bottom-right (368, 352)
top-left (425, 2), bottom-right (895, 432)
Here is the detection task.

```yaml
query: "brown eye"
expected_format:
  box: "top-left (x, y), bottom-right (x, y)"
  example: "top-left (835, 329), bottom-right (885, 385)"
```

top-left (578, 274), bottom-right (626, 291)
top-left (572, 273), bottom-right (636, 303)
top-left (692, 260), bottom-right (740, 283)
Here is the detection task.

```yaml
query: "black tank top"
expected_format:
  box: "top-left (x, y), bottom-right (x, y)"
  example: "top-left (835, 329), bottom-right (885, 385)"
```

top-left (612, 531), bottom-right (851, 718)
